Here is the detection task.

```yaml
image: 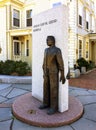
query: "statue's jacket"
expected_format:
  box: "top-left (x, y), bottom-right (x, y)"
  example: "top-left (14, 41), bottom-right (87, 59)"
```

top-left (43, 45), bottom-right (64, 75)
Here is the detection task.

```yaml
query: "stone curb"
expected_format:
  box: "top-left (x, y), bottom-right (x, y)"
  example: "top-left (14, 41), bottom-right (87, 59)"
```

top-left (0, 75), bottom-right (32, 84)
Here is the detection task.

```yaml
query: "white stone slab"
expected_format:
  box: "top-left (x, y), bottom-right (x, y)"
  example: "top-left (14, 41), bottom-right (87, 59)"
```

top-left (32, 5), bottom-right (69, 112)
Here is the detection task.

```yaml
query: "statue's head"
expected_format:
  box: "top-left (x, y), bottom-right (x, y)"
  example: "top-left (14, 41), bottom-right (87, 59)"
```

top-left (46, 36), bottom-right (55, 46)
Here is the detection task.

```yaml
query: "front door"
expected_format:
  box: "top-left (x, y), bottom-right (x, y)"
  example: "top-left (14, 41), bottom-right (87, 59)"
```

top-left (13, 40), bottom-right (21, 61)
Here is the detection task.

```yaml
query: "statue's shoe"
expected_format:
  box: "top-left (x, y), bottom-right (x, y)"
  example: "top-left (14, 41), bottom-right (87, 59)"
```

top-left (47, 108), bottom-right (56, 115)
top-left (39, 104), bottom-right (49, 109)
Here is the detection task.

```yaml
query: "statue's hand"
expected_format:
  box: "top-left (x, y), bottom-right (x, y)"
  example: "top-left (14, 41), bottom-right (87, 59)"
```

top-left (66, 74), bottom-right (70, 79)
top-left (66, 69), bottom-right (70, 80)
top-left (60, 75), bottom-right (66, 84)
top-left (60, 71), bottom-right (66, 84)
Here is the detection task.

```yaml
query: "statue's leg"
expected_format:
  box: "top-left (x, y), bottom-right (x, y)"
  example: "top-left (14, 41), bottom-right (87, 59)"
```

top-left (43, 75), bottom-right (50, 106)
top-left (47, 73), bottom-right (58, 114)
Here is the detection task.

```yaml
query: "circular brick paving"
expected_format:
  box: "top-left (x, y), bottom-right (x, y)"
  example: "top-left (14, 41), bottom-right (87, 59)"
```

top-left (12, 93), bottom-right (83, 127)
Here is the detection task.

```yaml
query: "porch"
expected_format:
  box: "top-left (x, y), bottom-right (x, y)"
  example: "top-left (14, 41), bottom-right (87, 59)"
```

top-left (7, 28), bottom-right (32, 67)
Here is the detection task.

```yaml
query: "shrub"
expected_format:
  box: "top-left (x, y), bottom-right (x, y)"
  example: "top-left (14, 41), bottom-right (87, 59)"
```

top-left (77, 57), bottom-right (89, 70)
top-left (0, 60), bottom-right (31, 76)
top-left (88, 61), bottom-right (95, 70)
top-left (0, 61), bottom-right (4, 74)
top-left (15, 61), bottom-right (31, 76)
top-left (2, 60), bottom-right (15, 75)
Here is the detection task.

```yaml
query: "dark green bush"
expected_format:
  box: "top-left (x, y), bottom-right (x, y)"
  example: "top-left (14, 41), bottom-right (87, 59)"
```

top-left (0, 61), bottom-right (4, 74)
top-left (0, 60), bottom-right (31, 76)
top-left (77, 57), bottom-right (89, 70)
top-left (2, 60), bottom-right (16, 75)
top-left (88, 61), bottom-right (95, 70)
top-left (15, 61), bottom-right (31, 76)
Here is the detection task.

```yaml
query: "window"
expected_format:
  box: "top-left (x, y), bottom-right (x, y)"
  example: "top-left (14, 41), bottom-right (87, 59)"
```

top-left (86, 21), bottom-right (89, 30)
top-left (13, 9), bottom-right (20, 27)
top-left (78, 1), bottom-right (83, 27)
top-left (26, 10), bottom-right (32, 26)
top-left (26, 40), bottom-right (29, 56)
top-left (79, 15), bottom-right (82, 26)
top-left (85, 42), bottom-right (89, 59)
top-left (86, 10), bottom-right (90, 30)
top-left (14, 41), bottom-right (20, 55)
top-left (78, 40), bottom-right (82, 58)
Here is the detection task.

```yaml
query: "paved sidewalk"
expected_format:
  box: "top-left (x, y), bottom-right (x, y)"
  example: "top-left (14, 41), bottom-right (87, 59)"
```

top-left (0, 83), bottom-right (96, 130)
top-left (69, 69), bottom-right (96, 90)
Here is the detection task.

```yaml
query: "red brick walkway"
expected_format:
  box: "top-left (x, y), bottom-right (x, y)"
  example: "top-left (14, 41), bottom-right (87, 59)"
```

top-left (69, 69), bottom-right (96, 90)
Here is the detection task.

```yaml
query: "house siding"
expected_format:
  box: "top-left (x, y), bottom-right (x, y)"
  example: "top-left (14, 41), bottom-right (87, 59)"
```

top-left (0, 0), bottom-right (96, 69)
top-left (0, 6), bottom-right (7, 61)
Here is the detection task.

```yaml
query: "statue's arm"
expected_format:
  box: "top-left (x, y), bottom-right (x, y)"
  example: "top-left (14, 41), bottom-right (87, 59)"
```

top-left (42, 49), bottom-right (47, 76)
top-left (56, 49), bottom-right (66, 84)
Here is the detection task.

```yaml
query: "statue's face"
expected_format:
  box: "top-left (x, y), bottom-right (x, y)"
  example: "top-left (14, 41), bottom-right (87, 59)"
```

top-left (47, 39), bottom-right (54, 46)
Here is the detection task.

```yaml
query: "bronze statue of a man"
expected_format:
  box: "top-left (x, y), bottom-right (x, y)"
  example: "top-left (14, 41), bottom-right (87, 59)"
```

top-left (39, 36), bottom-right (66, 115)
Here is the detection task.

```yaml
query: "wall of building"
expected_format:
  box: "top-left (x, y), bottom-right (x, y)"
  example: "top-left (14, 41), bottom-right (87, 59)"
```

top-left (74, 0), bottom-right (96, 67)
top-left (6, 0), bottom-right (32, 67)
top-left (22, 1), bottom-right (35, 28)
top-left (0, 6), bottom-right (7, 61)
top-left (68, 0), bottom-right (77, 68)
top-left (0, 0), bottom-right (96, 69)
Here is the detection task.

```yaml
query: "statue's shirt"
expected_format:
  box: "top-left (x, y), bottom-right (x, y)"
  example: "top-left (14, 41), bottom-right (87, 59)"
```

top-left (43, 45), bottom-right (64, 74)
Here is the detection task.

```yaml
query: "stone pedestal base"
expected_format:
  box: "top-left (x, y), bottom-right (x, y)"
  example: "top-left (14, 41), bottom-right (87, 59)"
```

top-left (12, 93), bottom-right (83, 127)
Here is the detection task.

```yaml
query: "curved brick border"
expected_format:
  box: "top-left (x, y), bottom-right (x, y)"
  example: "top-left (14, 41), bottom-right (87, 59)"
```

top-left (12, 93), bottom-right (83, 127)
